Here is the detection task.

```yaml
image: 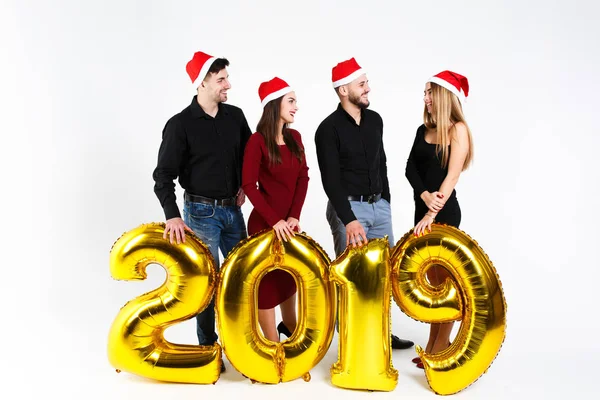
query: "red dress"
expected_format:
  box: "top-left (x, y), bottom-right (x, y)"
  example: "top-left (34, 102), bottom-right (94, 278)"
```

top-left (241, 129), bottom-right (309, 309)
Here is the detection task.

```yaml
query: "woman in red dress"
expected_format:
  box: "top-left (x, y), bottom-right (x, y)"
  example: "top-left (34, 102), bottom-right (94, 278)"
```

top-left (242, 77), bottom-right (309, 342)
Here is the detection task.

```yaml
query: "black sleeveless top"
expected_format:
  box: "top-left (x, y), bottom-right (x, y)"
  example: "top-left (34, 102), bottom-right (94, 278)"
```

top-left (405, 124), bottom-right (461, 227)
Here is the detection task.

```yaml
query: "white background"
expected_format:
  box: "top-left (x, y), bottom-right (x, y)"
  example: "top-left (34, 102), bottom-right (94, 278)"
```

top-left (2, 0), bottom-right (599, 399)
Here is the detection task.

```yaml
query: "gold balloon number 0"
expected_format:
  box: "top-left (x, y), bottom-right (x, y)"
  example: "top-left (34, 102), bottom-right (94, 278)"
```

top-left (108, 223), bottom-right (506, 395)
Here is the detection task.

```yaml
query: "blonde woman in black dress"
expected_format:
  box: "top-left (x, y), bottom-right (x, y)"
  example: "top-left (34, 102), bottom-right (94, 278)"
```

top-left (405, 71), bottom-right (474, 369)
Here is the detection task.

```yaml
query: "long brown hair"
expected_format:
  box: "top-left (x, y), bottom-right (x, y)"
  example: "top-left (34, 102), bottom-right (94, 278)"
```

top-left (256, 96), bottom-right (304, 164)
top-left (423, 82), bottom-right (474, 170)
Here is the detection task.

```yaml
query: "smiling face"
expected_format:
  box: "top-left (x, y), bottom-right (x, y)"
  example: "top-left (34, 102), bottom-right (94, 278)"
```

top-left (279, 91), bottom-right (298, 124)
top-left (424, 82), bottom-right (433, 113)
top-left (346, 74), bottom-right (370, 108)
top-left (202, 68), bottom-right (231, 103)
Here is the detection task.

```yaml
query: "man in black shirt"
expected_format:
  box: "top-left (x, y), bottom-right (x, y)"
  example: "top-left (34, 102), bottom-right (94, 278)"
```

top-left (315, 57), bottom-right (414, 350)
top-left (152, 51), bottom-right (252, 357)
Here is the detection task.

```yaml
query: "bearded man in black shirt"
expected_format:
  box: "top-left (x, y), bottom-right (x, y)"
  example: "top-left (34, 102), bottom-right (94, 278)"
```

top-left (315, 57), bottom-right (414, 350)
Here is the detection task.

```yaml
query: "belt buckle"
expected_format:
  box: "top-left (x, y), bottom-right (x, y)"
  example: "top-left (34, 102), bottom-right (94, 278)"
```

top-left (367, 194), bottom-right (375, 204)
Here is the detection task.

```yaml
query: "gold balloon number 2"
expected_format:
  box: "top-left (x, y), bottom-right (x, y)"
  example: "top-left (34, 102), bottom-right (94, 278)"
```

top-left (108, 223), bottom-right (506, 395)
top-left (108, 223), bottom-right (222, 384)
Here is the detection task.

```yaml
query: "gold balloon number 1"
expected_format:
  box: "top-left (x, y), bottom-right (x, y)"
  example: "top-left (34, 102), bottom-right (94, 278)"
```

top-left (330, 238), bottom-right (399, 391)
top-left (108, 223), bottom-right (506, 395)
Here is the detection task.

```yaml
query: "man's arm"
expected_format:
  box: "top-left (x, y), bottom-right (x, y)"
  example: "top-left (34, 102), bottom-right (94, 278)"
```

top-left (315, 123), bottom-right (356, 225)
top-left (236, 109), bottom-right (253, 206)
top-left (152, 116), bottom-right (193, 244)
top-left (380, 131), bottom-right (391, 203)
top-left (152, 117), bottom-right (185, 220)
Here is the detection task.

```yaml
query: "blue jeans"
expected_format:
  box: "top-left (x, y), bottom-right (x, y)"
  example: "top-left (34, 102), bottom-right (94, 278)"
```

top-left (325, 199), bottom-right (394, 257)
top-left (183, 200), bottom-right (247, 345)
top-left (326, 198), bottom-right (395, 333)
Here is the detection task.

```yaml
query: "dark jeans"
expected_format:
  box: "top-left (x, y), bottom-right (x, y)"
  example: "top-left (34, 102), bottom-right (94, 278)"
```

top-left (183, 200), bottom-right (247, 344)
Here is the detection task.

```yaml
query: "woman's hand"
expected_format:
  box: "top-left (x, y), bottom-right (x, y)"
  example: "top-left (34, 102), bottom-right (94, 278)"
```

top-left (414, 213), bottom-right (436, 237)
top-left (286, 217), bottom-right (300, 232)
top-left (420, 191), bottom-right (445, 212)
top-left (273, 219), bottom-right (295, 242)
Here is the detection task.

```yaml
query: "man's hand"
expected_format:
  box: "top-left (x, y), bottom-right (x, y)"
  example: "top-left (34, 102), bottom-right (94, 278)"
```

top-left (236, 188), bottom-right (246, 206)
top-left (345, 220), bottom-right (367, 248)
top-left (163, 217), bottom-right (193, 244)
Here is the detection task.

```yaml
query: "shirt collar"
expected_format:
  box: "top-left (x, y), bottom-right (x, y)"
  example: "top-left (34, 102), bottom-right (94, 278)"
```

top-left (336, 102), bottom-right (364, 125)
top-left (190, 95), bottom-right (229, 119)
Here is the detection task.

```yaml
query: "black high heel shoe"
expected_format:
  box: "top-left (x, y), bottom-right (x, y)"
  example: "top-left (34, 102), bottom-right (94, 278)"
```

top-left (277, 322), bottom-right (293, 339)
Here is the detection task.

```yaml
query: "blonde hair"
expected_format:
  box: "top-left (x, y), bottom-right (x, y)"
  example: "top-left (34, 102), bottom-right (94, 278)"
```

top-left (424, 82), bottom-right (474, 170)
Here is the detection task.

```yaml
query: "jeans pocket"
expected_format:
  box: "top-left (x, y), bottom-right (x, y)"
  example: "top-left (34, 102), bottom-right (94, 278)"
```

top-left (187, 202), bottom-right (215, 221)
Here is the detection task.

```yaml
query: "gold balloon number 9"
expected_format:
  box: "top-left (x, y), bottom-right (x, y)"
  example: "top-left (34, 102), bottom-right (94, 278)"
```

top-left (391, 225), bottom-right (507, 395)
top-left (108, 223), bottom-right (506, 395)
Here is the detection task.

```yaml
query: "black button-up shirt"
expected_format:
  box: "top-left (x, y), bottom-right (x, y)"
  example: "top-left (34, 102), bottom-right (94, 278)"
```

top-left (153, 96), bottom-right (252, 220)
top-left (315, 103), bottom-right (390, 225)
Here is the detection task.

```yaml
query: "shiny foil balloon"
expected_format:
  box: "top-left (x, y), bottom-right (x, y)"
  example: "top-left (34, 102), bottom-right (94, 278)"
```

top-left (107, 223), bottom-right (222, 384)
top-left (216, 229), bottom-right (336, 384)
top-left (391, 224), bottom-right (507, 395)
top-left (329, 238), bottom-right (398, 392)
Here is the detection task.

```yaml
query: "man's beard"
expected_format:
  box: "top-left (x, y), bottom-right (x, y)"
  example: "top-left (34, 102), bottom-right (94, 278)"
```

top-left (213, 91), bottom-right (227, 103)
top-left (348, 91), bottom-right (369, 109)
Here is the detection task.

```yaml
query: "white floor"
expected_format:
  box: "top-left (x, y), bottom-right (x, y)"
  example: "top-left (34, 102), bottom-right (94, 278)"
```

top-left (5, 301), bottom-right (595, 400)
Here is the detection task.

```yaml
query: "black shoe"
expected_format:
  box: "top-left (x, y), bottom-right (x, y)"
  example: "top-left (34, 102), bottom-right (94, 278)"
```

top-left (391, 334), bottom-right (414, 350)
top-left (277, 322), bottom-right (293, 339)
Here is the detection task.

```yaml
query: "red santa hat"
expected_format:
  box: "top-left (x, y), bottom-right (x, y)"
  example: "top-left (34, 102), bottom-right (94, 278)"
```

top-left (258, 77), bottom-right (293, 107)
top-left (186, 51), bottom-right (217, 88)
top-left (428, 71), bottom-right (469, 104)
top-left (331, 57), bottom-right (365, 88)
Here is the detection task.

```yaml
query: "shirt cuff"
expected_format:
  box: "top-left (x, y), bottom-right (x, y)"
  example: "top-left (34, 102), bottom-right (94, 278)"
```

top-left (339, 210), bottom-right (357, 226)
top-left (164, 202), bottom-right (181, 220)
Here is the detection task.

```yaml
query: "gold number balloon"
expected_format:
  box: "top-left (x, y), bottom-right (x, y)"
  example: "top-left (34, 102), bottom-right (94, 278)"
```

top-left (329, 238), bottom-right (398, 392)
top-left (390, 224), bottom-right (507, 395)
top-left (107, 222), bottom-right (506, 394)
top-left (107, 223), bottom-right (222, 384)
top-left (216, 229), bottom-right (336, 384)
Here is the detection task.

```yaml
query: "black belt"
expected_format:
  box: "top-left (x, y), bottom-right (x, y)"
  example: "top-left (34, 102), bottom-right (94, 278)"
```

top-left (347, 193), bottom-right (382, 204)
top-left (184, 192), bottom-right (237, 207)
